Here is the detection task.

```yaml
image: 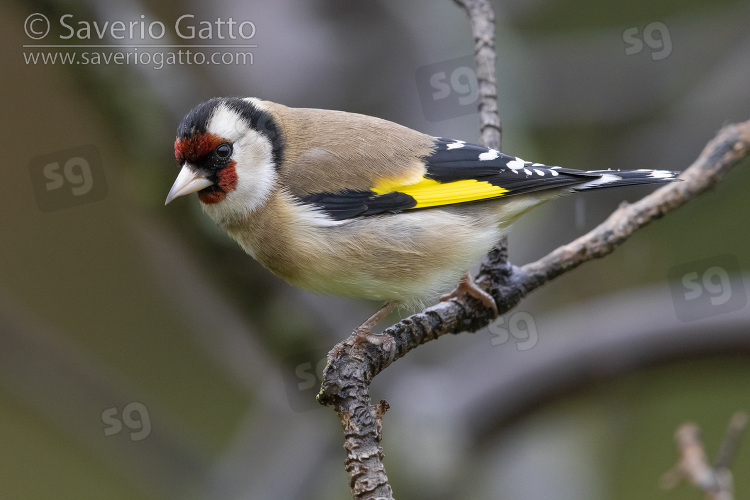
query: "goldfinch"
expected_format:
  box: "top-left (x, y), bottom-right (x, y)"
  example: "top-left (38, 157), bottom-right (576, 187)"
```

top-left (166, 97), bottom-right (679, 330)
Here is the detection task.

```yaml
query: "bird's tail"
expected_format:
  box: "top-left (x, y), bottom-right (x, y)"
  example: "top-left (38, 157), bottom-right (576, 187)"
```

top-left (574, 169), bottom-right (681, 191)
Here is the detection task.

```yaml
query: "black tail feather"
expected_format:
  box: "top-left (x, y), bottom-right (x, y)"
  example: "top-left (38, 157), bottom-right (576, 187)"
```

top-left (573, 169), bottom-right (681, 191)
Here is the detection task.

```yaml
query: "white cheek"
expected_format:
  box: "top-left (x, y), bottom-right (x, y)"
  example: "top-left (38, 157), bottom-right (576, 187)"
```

top-left (227, 137), bottom-right (276, 213)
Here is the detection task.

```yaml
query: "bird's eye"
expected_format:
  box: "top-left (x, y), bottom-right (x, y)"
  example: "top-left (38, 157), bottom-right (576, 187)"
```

top-left (215, 142), bottom-right (233, 159)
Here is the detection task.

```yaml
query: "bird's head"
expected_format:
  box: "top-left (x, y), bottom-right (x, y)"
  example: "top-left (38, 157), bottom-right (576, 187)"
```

top-left (166, 97), bottom-right (283, 219)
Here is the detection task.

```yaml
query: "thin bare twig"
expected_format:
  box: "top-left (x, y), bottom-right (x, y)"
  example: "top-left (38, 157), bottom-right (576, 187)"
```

top-left (661, 412), bottom-right (747, 500)
top-left (714, 412), bottom-right (748, 469)
top-left (453, 0), bottom-right (502, 150)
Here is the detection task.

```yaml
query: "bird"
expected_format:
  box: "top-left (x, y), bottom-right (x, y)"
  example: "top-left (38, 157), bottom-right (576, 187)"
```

top-left (165, 97), bottom-right (680, 336)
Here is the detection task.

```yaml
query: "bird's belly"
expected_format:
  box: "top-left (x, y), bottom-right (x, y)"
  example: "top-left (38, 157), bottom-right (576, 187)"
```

top-left (243, 208), bottom-right (504, 305)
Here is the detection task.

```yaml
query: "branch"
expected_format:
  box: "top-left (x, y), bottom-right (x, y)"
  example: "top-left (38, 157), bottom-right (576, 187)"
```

top-left (319, 2), bottom-right (503, 498)
top-left (320, 117), bottom-right (750, 498)
top-left (317, 2), bottom-right (750, 499)
top-left (660, 412), bottom-right (747, 500)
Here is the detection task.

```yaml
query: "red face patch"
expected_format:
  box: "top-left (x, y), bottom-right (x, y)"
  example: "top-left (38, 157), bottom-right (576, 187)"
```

top-left (197, 162), bottom-right (238, 204)
top-left (217, 163), bottom-right (239, 192)
top-left (174, 132), bottom-right (223, 164)
top-left (198, 189), bottom-right (226, 204)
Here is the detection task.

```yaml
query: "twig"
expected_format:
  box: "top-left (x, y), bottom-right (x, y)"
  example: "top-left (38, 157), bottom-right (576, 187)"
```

top-left (661, 412), bottom-right (747, 500)
top-left (453, 0), bottom-right (502, 150)
top-left (317, 1), bottom-right (750, 498)
top-left (714, 412), bottom-right (748, 469)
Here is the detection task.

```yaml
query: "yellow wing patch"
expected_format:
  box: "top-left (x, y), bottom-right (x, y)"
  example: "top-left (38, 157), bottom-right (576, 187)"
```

top-left (373, 178), bottom-right (509, 209)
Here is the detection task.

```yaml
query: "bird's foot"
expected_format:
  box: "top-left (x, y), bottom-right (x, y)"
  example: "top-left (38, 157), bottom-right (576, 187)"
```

top-left (330, 302), bottom-right (398, 366)
top-left (441, 274), bottom-right (498, 317)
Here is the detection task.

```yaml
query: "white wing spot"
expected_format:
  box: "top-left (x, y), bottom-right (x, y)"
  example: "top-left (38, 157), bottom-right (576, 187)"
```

top-left (533, 169), bottom-right (545, 176)
top-left (582, 173), bottom-right (621, 188)
top-left (506, 157), bottom-right (525, 173)
top-left (523, 168), bottom-right (532, 176)
top-left (478, 149), bottom-right (500, 161)
top-left (550, 169), bottom-right (559, 176)
top-left (446, 140), bottom-right (466, 150)
top-left (649, 169), bottom-right (676, 179)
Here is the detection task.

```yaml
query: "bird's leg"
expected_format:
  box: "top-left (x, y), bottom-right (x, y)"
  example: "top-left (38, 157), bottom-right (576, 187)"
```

top-left (330, 302), bottom-right (398, 366)
top-left (441, 273), bottom-right (498, 317)
top-left (354, 302), bottom-right (397, 337)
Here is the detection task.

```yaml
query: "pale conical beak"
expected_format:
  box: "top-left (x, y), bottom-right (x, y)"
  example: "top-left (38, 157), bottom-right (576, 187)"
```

top-left (165, 165), bottom-right (214, 205)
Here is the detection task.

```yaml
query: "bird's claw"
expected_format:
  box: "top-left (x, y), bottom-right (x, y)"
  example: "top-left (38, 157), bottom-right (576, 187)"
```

top-left (441, 274), bottom-right (498, 317)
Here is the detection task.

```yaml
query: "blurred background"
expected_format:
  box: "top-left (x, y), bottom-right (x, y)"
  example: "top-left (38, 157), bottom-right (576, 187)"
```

top-left (4, 0), bottom-right (750, 498)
